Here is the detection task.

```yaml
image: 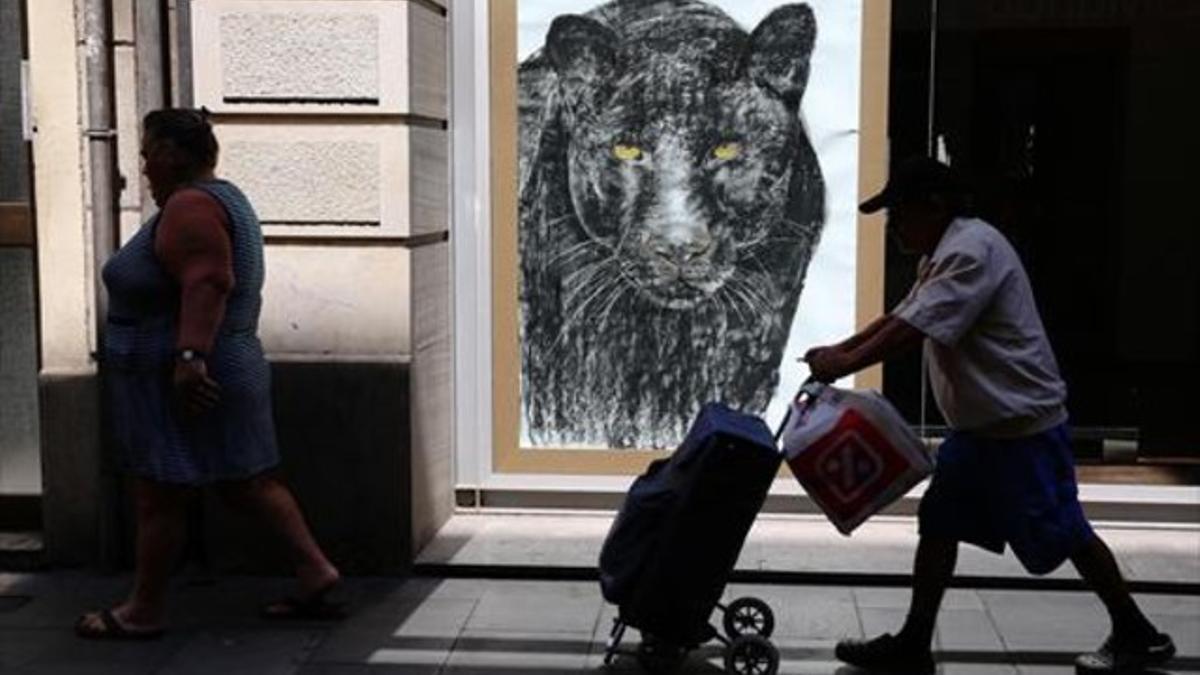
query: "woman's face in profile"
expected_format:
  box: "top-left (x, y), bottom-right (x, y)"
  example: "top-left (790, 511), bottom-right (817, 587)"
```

top-left (140, 133), bottom-right (190, 207)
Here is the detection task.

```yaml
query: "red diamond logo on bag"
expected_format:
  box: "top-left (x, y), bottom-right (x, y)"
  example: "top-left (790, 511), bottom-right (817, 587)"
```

top-left (788, 408), bottom-right (912, 523)
top-left (817, 431), bottom-right (884, 504)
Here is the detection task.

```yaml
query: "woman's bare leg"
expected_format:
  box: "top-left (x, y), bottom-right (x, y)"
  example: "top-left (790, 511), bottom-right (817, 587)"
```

top-left (217, 473), bottom-right (339, 594)
top-left (78, 478), bottom-right (191, 633)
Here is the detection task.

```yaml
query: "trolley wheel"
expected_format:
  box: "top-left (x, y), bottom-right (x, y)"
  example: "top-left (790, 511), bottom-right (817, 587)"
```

top-left (722, 597), bottom-right (775, 640)
top-left (724, 634), bottom-right (779, 675)
top-left (636, 635), bottom-right (687, 674)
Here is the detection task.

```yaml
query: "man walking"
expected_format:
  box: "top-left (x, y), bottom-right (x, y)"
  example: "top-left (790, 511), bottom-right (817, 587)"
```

top-left (805, 156), bottom-right (1175, 674)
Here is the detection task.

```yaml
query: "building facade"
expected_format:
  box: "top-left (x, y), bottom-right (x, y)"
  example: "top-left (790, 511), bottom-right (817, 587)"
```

top-left (1, 0), bottom-right (1196, 571)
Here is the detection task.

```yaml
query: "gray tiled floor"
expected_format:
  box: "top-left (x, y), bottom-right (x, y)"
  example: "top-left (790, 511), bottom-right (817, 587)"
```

top-left (0, 573), bottom-right (1196, 674)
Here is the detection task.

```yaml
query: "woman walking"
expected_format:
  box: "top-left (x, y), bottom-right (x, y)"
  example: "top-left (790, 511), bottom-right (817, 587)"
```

top-left (76, 108), bottom-right (341, 639)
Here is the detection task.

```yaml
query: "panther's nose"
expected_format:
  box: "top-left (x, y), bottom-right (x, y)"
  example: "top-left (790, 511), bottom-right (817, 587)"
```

top-left (650, 234), bottom-right (714, 267)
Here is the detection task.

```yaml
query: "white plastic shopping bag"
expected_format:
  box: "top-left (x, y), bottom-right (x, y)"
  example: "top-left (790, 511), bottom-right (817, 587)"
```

top-left (780, 383), bottom-right (933, 535)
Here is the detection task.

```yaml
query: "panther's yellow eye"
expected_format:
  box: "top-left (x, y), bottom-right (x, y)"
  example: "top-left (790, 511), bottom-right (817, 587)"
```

top-left (712, 142), bottom-right (742, 161)
top-left (613, 144), bottom-right (644, 161)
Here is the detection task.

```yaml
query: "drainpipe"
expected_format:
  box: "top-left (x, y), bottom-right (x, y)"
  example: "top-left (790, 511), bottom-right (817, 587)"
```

top-left (83, 0), bottom-right (117, 324)
top-left (82, 0), bottom-right (120, 570)
top-left (136, 0), bottom-right (167, 219)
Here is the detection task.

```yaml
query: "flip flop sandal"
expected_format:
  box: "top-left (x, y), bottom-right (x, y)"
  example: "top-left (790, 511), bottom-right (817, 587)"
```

top-left (75, 608), bottom-right (165, 641)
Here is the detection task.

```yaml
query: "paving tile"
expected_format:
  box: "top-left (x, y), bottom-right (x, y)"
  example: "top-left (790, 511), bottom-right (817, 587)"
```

top-left (1151, 612), bottom-right (1200, 657)
top-left (441, 662), bottom-right (590, 667)
top-left (392, 598), bottom-right (478, 637)
top-left (335, 594), bottom-right (461, 634)
top-left (171, 578), bottom-right (295, 629)
top-left (1097, 527), bottom-right (1200, 585)
top-left (465, 582), bottom-right (601, 635)
top-left (0, 575), bottom-right (128, 630)
top-left (4, 628), bottom-right (187, 674)
top-left (0, 572), bottom-right (86, 597)
top-left (857, 607), bottom-right (905, 641)
top-left (305, 598), bottom-right (473, 671)
top-left (295, 666), bottom-right (371, 675)
top-left (935, 609), bottom-right (1005, 652)
top-left (726, 585), bottom-right (860, 641)
top-left (444, 630), bottom-right (592, 672)
top-left (586, 602), bottom-right (640, 669)
top-left (158, 628), bottom-right (326, 675)
top-left (747, 517), bottom-right (921, 576)
top-left (935, 666), bottom-right (1018, 675)
top-left (309, 620), bottom-right (454, 665)
top-left (1135, 592), bottom-right (1200, 617)
top-left (357, 643), bottom-right (447, 672)
top-left (774, 658), bottom-right (850, 675)
top-left (305, 598), bottom-right (465, 667)
top-left (0, 628), bottom-right (60, 669)
top-left (979, 591), bottom-right (1108, 652)
top-left (8, 664), bottom-right (162, 675)
top-left (390, 578), bottom-right (490, 603)
top-left (306, 666), bottom-right (440, 675)
top-left (853, 587), bottom-right (984, 611)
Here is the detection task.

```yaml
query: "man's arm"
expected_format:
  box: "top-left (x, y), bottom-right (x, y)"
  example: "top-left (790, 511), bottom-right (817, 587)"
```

top-left (807, 315), bottom-right (926, 383)
top-left (804, 315), bottom-right (889, 364)
top-left (834, 315), bottom-right (891, 353)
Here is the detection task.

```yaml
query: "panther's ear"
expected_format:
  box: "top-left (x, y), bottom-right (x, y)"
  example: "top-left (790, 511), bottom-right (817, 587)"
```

top-left (744, 4), bottom-right (817, 111)
top-left (546, 15), bottom-right (617, 107)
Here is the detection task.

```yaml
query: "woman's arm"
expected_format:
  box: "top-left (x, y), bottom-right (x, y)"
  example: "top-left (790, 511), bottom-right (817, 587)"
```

top-left (154, 189), bottom-right (233, 414)
top-left (155, 188), bottom-right (234, 354)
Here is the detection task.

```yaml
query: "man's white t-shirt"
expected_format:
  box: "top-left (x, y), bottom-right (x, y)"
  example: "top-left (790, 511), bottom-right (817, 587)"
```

top-left (892, 218), bottom-right (1068, 437)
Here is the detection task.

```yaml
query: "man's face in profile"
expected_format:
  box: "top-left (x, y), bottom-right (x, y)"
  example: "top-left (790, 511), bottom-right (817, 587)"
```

top-left (886, 197), bottom-right (946, 256)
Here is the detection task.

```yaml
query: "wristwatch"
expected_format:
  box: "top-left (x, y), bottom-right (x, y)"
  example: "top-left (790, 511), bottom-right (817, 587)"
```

top-left (177, 349), bottom-right (206, 363)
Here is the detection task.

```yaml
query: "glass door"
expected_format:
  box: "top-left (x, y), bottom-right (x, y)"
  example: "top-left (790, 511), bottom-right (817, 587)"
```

top-left (0, 0), bottom-right (43, 521)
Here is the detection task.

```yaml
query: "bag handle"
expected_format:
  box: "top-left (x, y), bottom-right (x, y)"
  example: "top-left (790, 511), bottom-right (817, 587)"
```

top-left (773, 377), bottom-right (824, 442)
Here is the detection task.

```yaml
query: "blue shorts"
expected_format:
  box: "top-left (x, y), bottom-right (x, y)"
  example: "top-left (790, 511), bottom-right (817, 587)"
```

top-left (918, 424), bottom-right (1095, 575)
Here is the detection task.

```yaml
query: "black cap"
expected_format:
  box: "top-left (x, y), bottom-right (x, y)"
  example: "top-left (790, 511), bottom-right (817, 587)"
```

top-left (859, 156), bottom-right (964, 214)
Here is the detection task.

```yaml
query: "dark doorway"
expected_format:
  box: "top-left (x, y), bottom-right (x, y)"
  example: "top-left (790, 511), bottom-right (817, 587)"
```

top-left (885, 2), bottom-right (1200, 466)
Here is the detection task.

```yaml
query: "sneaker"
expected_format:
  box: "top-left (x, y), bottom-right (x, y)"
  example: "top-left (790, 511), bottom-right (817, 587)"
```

top-left (835, 633), bottom-right (935, 674)
top-left (1075, 632), bottom-right (1176, 674)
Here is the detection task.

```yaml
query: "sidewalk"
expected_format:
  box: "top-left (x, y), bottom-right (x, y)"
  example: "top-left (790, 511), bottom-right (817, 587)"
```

top-left (2, 515), bottom-right (1197, 673)
top-left (417, 513), bottom-right (1200, 586)
top-left (0, 572), bottom-right (1197, 674)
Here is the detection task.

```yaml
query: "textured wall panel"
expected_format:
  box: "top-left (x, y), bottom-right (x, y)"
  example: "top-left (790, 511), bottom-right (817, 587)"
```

top-left (213, 121), bottom-right (446, 237)
top-left (191, 0), bottom-right (447, 116)
top-left (219, 12), bottom-right (380, 103)
top-left (259, 245), bottom-right (410, 356)
top-left (223, 139), bottom-right (381, 225)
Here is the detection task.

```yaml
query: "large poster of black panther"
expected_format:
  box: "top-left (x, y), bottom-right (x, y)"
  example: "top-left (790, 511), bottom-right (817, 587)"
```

top-left (518, 0), bottom-right (862, 449)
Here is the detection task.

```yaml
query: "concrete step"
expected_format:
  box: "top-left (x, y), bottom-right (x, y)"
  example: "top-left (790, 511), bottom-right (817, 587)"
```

top-left (0, 531), bottom-right (45, 572)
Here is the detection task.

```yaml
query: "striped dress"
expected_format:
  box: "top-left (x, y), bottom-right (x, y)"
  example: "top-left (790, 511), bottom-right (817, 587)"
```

top-left (101, 179), bottom-right (279, 485)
